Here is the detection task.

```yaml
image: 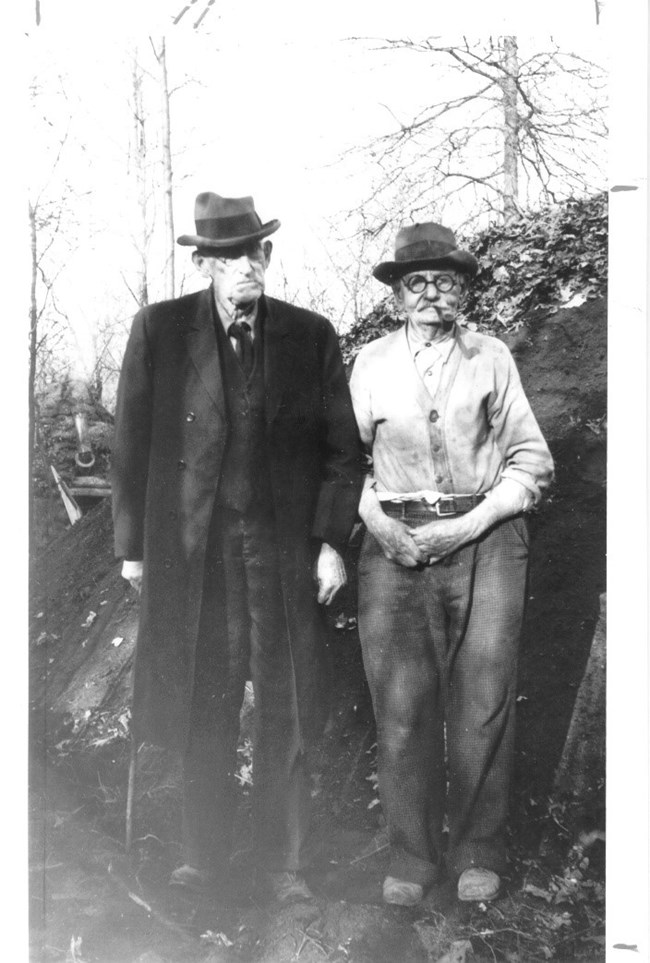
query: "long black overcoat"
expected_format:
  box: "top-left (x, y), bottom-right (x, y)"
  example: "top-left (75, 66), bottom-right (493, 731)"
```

top-left (112, 288), bottom-right (363, 751)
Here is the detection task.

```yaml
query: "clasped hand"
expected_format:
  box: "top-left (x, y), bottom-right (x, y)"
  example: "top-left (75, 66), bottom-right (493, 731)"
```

top-left (408, 515), bottom-right (476, 564)
top-left (369, 513), bottom-right (476, 567)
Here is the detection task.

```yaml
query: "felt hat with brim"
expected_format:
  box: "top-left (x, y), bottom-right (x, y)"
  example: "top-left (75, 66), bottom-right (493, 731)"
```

top-left (373, 222), bottom-right (478, 284)
top-left (177, 192), bottom-right (280, 249)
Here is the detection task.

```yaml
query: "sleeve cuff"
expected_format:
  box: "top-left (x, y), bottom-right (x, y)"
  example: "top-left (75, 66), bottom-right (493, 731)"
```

top-left (121, 559), bottom-right (143, 579)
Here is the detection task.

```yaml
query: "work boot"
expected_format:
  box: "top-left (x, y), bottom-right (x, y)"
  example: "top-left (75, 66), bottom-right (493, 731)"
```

top-left (457, 867), bottom-right (501, 902)
top-left (382, 875), bottom-right (424, 906)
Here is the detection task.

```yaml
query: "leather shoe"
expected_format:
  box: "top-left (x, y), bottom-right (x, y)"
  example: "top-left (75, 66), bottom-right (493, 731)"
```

top-left (169, 864), bottom-right (220, 894)
top-left (382, 876), bottom-right (424, 906)
top-left (264, 871), bottom-right (314, 903)
top-left (457, 867), bottom-right (501, 902)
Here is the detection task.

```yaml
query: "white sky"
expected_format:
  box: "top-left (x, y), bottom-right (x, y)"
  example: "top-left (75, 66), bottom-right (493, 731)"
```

top-left (25, 6), bottom-right (611, 370)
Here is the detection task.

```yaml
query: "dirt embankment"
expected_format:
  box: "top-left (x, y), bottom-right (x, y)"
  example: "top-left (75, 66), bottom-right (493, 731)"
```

top-left (29, 297), bottom-right (606, 963)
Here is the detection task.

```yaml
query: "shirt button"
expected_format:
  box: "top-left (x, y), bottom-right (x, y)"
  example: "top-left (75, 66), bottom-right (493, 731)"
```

top-left (426, 370), bottom-right (432, 377)
top-left (177, 459), bottom-right (186, 469)
top-left (432, 444), bottom-right (441, 453)
top-left (435, 474), bottom-right (444, 484)
top-left (186, 412), bottom-right (196, 422)
top-left (429, 410), bottom-right (439, 422)
top-left (164, 558), bottom-right (172, 569)
top-left (169, 509), bottom-right (178, 519)
top-left (425, 341), bottom-right (432, 347)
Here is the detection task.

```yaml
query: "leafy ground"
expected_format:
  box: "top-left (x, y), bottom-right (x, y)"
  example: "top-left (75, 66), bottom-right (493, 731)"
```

top-left (29, 195), bottom-right (607, 963)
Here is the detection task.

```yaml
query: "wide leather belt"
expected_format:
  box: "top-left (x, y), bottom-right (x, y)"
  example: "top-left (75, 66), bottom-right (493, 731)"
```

top-left (381, 494), bottom-right (486, 518)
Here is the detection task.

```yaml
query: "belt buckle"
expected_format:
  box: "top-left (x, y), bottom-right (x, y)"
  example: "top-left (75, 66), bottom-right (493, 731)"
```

top-left (435, 495), bottom-right (458, 517)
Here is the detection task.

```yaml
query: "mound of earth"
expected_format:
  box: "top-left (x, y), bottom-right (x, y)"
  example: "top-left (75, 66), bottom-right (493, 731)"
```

top-left (29, 297), bottom-right (606, 963)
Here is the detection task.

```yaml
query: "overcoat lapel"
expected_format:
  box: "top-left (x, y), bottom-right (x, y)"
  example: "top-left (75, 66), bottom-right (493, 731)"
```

top-left (184, 287), bottom-right (226, 419)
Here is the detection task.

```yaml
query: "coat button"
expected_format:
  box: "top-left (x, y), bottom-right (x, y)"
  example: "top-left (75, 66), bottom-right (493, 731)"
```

top-left (432, 444), bottom-right (441, 453)
top-left (186, 412), bottom-right (196, 422)
top-left (177, 459), bottom-right (186, 469)
top-left (164, 558), bottom-right (172, 569)
top-left (169, 509), bottom-right (178, 520)
top-left (429, 410), bottom-right (439, 423)
top-left (435, 474), bottom-right (444, 484)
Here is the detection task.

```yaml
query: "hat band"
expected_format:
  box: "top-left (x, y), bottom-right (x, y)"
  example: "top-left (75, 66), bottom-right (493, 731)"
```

top-left (195, 212), bottom-right (263, 240)
top-left (395, 240), bottom-right (456, 262)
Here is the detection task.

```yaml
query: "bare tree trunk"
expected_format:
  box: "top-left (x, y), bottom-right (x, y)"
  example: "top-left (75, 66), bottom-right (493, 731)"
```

top-left (29, 203), bottom-right (38, 541)
top-left (500, 36), bottom-right (520, 224)
top-left (132, 57), bottom-right (149, 306)
top-left (158, 38), bottom-right (175, 299)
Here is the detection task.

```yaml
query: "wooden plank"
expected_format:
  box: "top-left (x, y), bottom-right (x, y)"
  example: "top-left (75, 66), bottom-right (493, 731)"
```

top-left (69, 488), bottom-right (112, 498)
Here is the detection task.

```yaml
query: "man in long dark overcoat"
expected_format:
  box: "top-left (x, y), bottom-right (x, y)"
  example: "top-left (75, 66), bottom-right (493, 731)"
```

top-left (112, 192), bottom-right (362, 901)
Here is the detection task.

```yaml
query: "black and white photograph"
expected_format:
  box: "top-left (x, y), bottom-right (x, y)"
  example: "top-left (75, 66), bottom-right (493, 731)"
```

top-left (20, 1), bottom-right (647, 961)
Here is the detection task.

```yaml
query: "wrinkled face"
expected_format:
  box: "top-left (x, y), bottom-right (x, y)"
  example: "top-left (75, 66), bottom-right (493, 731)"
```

top-left (193, 240), bottom-right (272, 308)
top-left (394, 269), bottom-right (466, 336)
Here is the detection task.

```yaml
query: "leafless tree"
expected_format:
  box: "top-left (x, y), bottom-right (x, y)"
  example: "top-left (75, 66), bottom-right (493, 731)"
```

top-left (346, 36), bottom-right (607, 234)
top-left (124, 40), bottom-right (185, 306)
top-left (28, 100), bottom-right (81, 532)
top-left (129, 53), bottom-right (152, 307)
top-left (151, 37), bottom-right (176, 299)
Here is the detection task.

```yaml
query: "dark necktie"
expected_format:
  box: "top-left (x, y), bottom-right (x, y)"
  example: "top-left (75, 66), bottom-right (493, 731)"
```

top-left (228, 321), bottom-right (254, 378)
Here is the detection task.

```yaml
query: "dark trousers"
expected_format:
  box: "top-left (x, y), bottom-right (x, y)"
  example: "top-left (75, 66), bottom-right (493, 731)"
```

top-left (182, 507), bottom-right (310, 873)
top-left (358, 512), bottom-right (529, 886)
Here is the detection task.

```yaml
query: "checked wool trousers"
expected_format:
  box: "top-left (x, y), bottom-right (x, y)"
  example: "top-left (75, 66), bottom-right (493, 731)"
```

top-left (358, 511), bottom-right (530, 887)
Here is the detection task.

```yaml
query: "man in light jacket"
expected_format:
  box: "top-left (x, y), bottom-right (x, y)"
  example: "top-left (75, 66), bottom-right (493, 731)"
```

top-left (350, 222), bottom-right (553, 906)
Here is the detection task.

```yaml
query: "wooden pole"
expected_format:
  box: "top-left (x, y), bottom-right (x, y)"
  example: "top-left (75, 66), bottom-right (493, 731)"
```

top-left (125, 738), bottom-right (138, 853)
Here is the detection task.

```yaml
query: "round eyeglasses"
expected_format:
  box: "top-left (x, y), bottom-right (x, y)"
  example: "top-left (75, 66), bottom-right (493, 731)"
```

top-left (402, 272), bottom-right (457, 294)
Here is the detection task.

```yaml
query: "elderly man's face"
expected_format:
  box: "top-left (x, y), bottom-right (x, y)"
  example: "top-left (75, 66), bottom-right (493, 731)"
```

top-left (395, 269), bottom-right (465, 338)
top-left (193, 240), bottom-right (272, 309)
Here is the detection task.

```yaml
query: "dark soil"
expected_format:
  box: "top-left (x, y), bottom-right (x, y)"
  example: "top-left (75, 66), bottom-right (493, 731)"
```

top-left (29, 299), bottom-right (606, 963)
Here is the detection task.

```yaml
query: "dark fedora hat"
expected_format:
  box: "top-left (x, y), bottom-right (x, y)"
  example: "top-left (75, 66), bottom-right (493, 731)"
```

top-left (373, 222), bottom-right (478, 284)
top-left (177, 192), bottom-right (280, 249)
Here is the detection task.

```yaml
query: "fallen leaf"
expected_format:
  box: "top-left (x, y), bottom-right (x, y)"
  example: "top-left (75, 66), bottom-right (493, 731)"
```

top-left (578, 829), bottom-right (605, 849)
top-left (523, 883), bottom-right (553, 902)
top-left (128, 892), bottom-right (152, 913)
top-left (434, 939), bottom-right (473, 963)
top-left (548, 913), bottom-right (572, 931)
top-left (200, 931), bottom-right (234, 947)
top-left (563, 292), bottom-right (587, 309)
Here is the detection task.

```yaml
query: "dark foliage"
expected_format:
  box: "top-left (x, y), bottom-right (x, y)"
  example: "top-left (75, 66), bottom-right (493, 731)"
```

top-left (340, 192), bottom-right (607, 365)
